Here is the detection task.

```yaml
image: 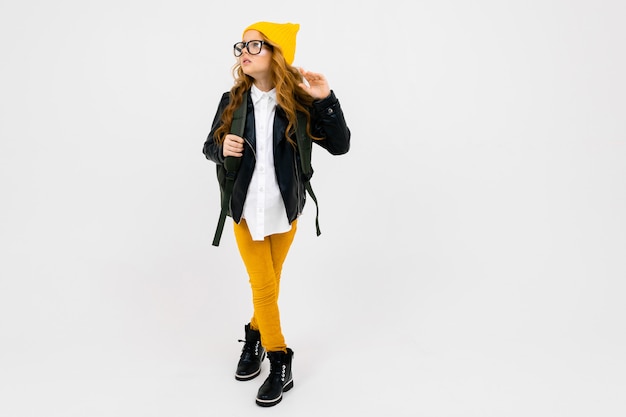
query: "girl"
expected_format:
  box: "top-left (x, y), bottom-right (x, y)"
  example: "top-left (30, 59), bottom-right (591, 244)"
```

top-left (203, 21), bottom-right (350, 407)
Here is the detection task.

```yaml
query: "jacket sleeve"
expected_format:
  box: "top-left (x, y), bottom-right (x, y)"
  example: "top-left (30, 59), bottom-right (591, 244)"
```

top-left (202, 92), bottom-right (231, 165)
top-left (310, 90), bottom-right (351, 155)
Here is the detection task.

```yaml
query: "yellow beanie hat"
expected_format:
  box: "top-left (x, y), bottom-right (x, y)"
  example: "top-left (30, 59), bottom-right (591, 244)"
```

top-left (243, 21), bottom-right (300, 65)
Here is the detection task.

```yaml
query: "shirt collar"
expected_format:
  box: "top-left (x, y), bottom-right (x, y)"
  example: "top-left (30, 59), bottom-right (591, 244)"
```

top-left (250, 84), bottom-right (276, 104)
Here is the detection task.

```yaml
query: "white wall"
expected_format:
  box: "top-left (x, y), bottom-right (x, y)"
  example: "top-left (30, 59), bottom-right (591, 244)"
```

top-left (1, 1), bottom-right (625, 416)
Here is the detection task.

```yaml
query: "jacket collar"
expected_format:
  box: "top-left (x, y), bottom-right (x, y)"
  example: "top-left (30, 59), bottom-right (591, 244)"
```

top-left (250, 84), bottom-right (276, 105)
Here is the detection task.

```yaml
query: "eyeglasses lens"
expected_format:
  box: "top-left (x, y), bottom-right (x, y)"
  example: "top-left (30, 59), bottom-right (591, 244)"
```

top-left (233, 41), bottom-right (263, 57)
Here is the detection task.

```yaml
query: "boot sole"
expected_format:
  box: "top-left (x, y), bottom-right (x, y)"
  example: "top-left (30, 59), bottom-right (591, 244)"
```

top-left (255, 379), bottom-right (293, 407)
top-left (235, 368), bottom-right (261, 381)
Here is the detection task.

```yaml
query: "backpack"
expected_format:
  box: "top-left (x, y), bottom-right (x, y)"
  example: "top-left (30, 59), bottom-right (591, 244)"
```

top-left (212, 90), bottom-right (320, 246)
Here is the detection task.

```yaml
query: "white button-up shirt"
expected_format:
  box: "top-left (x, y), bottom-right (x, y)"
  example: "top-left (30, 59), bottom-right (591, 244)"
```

top-left (241, 84), bottom-right (291, 240)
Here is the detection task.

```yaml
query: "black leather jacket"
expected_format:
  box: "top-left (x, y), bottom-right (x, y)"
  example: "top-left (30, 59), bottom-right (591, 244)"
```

top-left (203, 89), bottom-right (351, 224)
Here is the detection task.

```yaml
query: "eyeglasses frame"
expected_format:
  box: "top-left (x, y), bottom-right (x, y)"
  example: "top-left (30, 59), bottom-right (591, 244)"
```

top-left (233, 40), bottom-right (272, 57)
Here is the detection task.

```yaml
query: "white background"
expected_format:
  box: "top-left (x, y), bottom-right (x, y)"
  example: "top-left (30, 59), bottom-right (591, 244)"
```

top-left (1, 1), bottom-right (625, 416)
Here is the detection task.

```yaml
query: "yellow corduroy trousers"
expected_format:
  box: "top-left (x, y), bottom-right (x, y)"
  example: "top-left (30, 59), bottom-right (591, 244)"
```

top-left (233, 219), bottom-right (297, 353)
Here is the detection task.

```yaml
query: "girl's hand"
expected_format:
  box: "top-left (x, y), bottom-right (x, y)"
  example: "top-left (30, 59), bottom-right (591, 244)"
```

top-left (223, 134), bottom-right (244, 157)
top-left (298, 68), bottom-right (331, 100)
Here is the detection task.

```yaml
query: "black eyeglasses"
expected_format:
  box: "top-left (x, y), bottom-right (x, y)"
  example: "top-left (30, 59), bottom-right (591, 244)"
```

top-left (233, 40), bottom-right (271, 57)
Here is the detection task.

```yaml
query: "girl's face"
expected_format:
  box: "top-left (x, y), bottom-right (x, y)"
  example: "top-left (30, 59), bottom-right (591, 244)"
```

top-left (239, 30), bottom-right (273, 80)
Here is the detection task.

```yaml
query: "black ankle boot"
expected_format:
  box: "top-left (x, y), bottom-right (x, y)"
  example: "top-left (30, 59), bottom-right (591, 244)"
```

top-left (235, 323), bottom-right (266, 381)
top-left (255, 348), bottom-right (294, 407)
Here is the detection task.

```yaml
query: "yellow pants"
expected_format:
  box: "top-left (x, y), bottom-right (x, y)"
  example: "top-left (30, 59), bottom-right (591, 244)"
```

top-left (233, 219), bottom-right (297, 353)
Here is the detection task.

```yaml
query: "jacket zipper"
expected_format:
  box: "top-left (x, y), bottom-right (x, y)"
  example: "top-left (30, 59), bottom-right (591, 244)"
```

top-left (243, 137), bottom-right (257, 160)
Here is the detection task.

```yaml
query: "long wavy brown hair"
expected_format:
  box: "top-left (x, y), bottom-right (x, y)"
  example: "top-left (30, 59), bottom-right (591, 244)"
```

top-left (213, 35), bottom-right (323, 147)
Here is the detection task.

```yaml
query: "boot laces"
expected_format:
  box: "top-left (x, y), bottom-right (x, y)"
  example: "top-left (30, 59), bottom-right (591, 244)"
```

top-left (238, 339), bottom-right (261, 357)
top-left (267, 358), bottom-right (287, 382)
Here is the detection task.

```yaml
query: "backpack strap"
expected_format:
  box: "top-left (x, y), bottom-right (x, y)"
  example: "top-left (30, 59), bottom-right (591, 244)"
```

top-left (212, 90), bottom-right (247, 246)
top-left (296, 111), bottom-right (321, 236)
